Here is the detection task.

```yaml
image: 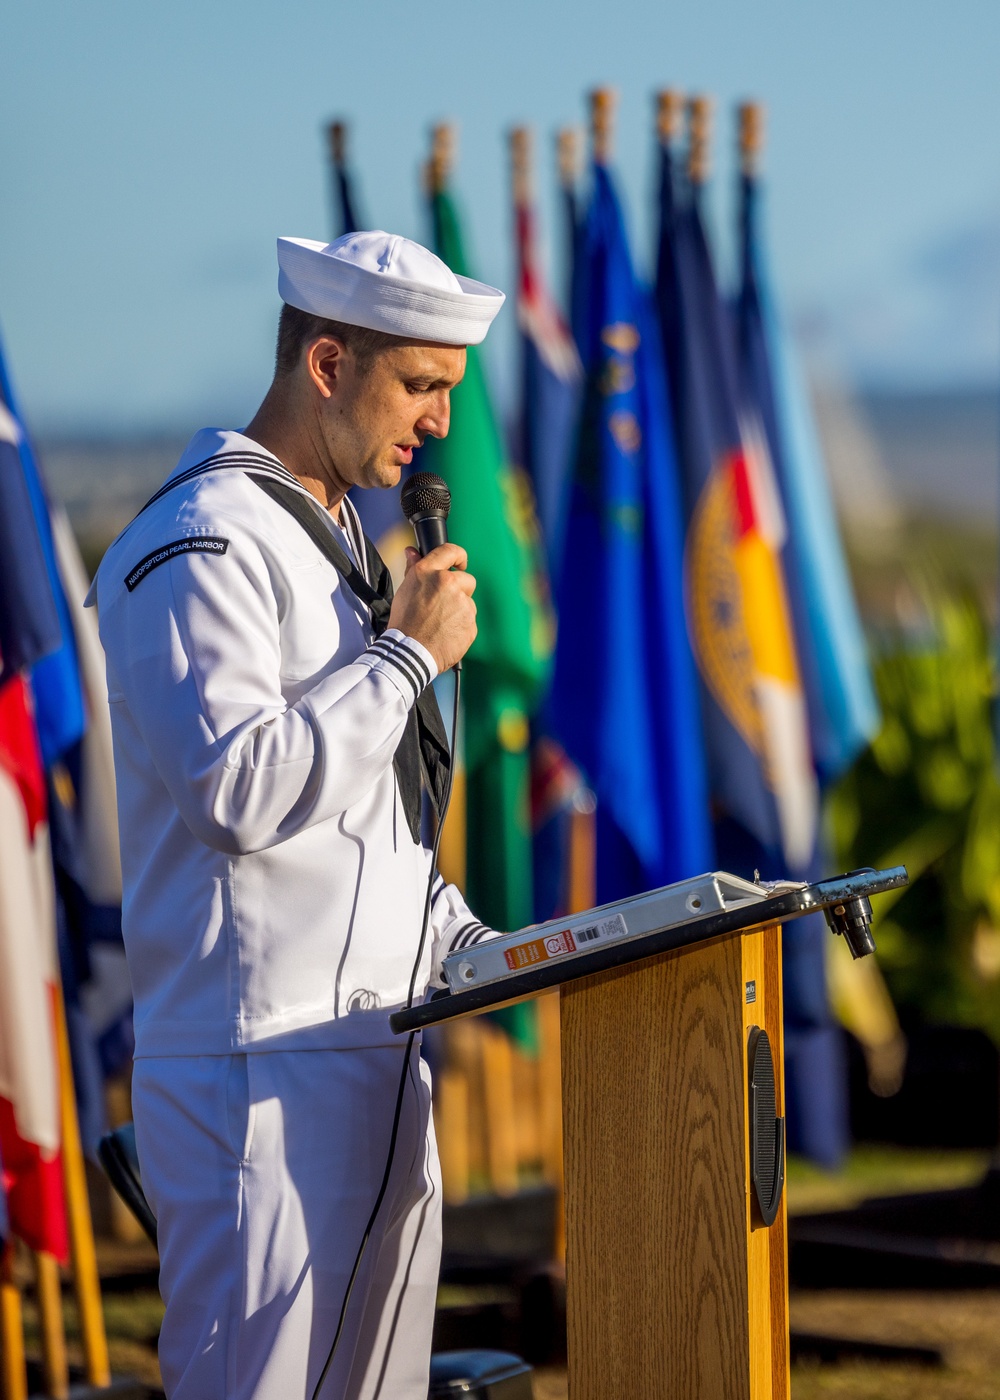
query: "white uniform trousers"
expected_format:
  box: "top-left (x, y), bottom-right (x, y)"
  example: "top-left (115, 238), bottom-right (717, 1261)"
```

top-left (132, 1044), bottom-right (441, 1400)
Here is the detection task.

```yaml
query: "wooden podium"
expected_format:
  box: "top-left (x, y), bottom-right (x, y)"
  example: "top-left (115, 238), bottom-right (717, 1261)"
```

top-left (393, 868), bottom-right (905, 1400)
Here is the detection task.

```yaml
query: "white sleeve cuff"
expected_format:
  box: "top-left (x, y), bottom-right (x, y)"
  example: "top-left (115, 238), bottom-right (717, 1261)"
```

top-left (361, 629), bottom-right (438, 706)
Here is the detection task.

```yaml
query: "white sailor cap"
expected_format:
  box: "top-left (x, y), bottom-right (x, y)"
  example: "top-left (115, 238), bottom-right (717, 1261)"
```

top-left (276, 230), bottom-right (505, 346)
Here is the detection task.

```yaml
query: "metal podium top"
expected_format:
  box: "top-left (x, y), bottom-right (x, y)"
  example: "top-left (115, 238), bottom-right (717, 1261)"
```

top-left (390, 866), bottom-right (908, 1034)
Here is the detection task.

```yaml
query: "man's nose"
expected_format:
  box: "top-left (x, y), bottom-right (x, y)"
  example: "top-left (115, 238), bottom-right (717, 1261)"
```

top-left (417, 390), bottom-right (451, 440)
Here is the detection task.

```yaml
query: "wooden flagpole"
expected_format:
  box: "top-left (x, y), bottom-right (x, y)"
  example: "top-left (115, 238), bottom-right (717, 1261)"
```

top-left (588, 88), bottom-right (616, 166)
top-left (32, 1251), bottom-right (68, 1399)
top-left (738, 99), bottom-right (765, 178)
top-left (0, 1243), bottom-right (27, 1400)
top-left (656, 88), bottom-right (684, 148)
top-left (326, 118), bottom-right (347, 174)
top-left (426, 122), bottom-right (456, 197)
top-left (687, 94), bottom-right (714, 185)
top-left (509, 125), bottom-right (531, 212)
top-left (54, 985), bottom-right (110, 1387)
top-left (556, 127), bottom-right (580, 194)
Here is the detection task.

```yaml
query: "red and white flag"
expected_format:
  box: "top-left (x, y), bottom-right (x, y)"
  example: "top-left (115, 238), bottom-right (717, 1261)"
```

top-left (0, 674), bottom-right (68, 1259)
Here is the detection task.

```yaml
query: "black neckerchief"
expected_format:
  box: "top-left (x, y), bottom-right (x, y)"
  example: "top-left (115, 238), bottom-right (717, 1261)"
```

top-left (249, 475), bottom-right (450, 845)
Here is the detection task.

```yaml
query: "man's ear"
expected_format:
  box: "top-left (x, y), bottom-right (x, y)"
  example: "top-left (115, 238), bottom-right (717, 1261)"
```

top-left (305, 336), bottom-right (349, 400)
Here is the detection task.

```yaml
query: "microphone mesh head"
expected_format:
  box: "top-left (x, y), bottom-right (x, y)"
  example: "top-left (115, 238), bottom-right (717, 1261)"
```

top-left (401, 471), bottom-right (451, 519)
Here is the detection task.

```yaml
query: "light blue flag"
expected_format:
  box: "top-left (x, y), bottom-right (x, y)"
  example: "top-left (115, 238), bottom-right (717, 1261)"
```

top-left (737, 175), bottom-right (879, 781)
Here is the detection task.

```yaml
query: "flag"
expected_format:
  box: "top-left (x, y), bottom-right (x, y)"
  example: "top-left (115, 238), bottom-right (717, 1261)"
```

top-left (563, 166), bottom-right (586, 348)
top-left (325, 133), bottom-right (413, 565)
top-left (331, 150), bottom-right (362, 238)
top-left (735, 170), bottom-right (878, 782)
top-left (550, 163), bottom-right (711, 904)
top-left (514, 188), bottom-right (585, 921)
top-left (732, 158), bottom-right (874, 1166)
top-left (51, 510), bottom-right (131, 1150)
top-left (515, 198), bottom-right (582, 577)
top-left (421, 181), bottom-right (552, 938)
top-left (656, 165), bottom-right (817, 875)
top-left (0, 342), bottom-right (69, 1255)
top-left (0, 674), bottom-right (68, 1260)
top-left (2, 334), bottom-right (122, 1155)
top-left (0, 336), bottom-right (85, 769)
top-left (0, 1143), bottom-right (7, 1248)
top-left (0, 399), bottom-right (60, 678)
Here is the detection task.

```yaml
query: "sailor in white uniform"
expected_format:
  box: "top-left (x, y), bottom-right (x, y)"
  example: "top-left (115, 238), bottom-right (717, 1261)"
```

top-left (88, 231), bottom-right (505, 1399)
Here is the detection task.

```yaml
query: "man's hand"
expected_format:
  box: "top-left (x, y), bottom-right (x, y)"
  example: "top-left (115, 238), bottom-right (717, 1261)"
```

top-left (388, 543), bottom-right (477, 674)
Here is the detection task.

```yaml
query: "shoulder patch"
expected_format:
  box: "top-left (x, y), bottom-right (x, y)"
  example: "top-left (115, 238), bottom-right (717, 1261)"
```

top-left (125, 535), bottom-right (230, 592)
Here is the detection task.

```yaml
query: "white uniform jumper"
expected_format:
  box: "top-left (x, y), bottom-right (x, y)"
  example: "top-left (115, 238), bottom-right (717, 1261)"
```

top-left (90, 429), bottom-right (493, 1399)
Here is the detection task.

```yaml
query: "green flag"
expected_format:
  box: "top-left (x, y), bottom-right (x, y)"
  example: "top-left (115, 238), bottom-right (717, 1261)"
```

top-left (422, 186), bottom-right (552, 951)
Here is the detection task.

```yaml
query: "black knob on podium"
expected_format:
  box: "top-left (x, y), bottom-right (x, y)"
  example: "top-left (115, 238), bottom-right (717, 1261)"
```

top-left (823, 869), bottom-right (878, 959)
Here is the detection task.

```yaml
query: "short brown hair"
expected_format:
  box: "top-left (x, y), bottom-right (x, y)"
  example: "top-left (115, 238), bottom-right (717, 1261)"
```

top-left (274, 302), bottom-right (407, 376)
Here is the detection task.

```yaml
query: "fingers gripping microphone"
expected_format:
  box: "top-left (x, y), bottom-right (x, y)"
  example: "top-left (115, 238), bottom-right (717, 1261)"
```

top-left (400, 471), bottom-right (460, 673)
top-left (401, 471), bottom-right (451, 556)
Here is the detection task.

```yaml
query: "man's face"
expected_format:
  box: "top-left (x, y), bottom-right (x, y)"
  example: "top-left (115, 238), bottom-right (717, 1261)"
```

top-left (319, 340), bottom-right (467, 492)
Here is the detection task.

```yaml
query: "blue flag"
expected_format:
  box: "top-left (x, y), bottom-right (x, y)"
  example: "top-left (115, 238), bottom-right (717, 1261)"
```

top-left (655, 159), bottom-right (823, 876)
top-left (332, 162), bottom-right (362, 238)
top-left (736, 172), bottom-right (878, 782)
top-left (0, 399), bottom-right (60, 677)
top-left (0, 338), bottom-right (85, 767)
top-left (551, 164), bottom-right (710, 903)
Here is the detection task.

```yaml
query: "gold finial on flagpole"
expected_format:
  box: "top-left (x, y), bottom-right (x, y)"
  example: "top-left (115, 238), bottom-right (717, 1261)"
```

top-left (656, 90), bottom-right (684, 147)
top-left (687, 94), bottom-right (713, 184)
top-left (510, 127), bottom-right (532, 211)
top-left (327, 119), bottom-right (347, 171)
top-left (426, 122), bottom-right (456, 195)
top-left (557, 127), bottom-right (581, 191)
top-left (589, 88), bottom-right (617, 166)
top-left (738, 100), bottom-right (765, 178)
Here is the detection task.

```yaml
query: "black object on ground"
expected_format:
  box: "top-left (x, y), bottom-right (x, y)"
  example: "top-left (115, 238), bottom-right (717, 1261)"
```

top-left (439, 1186), bottom-right (565, 1364)
top-left (848, 1024), bottom-right (1000, 1148)
top-left (441, 1186), bottom-right (558, 1277)
top-left (790, 1165), bottom-right (1000, 1289)
top-left (790, 1330), bottom-right (942, 1366)
top-left (433, 1271), bottom-right (565, 1367)
top-left (429, 1351), bottom-right (533, 1398)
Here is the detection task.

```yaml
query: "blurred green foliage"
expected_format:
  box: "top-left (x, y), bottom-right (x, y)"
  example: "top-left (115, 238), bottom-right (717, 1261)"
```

top-left (828, 593), bottom-right (1000, 1039)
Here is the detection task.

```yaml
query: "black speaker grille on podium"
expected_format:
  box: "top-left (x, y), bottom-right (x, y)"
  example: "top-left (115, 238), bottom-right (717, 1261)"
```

top-left (748, 1027), bottom-right (785, 1228)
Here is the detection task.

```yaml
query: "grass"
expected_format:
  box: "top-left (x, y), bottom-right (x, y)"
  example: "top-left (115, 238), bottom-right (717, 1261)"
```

top-left (13, 1147), bottom-right (999, 1398)
top-left (786, 1144), bottom-right (992, 1214)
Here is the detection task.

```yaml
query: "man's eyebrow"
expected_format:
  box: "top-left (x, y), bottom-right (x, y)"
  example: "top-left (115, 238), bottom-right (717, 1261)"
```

top-left (406, 372), bottom-right (459, 388)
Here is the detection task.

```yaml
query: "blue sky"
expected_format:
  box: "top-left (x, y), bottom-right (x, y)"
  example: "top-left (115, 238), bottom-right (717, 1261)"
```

top-left (3, 0), bottom-right (1000, 433)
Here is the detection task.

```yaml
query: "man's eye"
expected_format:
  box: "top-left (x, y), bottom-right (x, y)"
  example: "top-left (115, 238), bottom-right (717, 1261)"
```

top-left (406, 383), bottom-right (430, 395)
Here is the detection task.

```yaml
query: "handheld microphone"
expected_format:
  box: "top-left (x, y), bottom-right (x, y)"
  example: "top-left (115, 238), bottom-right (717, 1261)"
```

top-left (400, 471), bottom-right (451, 557)
top-left (400, 471), bottom-right (460, 672)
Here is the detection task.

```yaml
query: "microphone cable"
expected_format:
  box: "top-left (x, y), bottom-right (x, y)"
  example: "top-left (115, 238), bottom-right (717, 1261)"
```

top-left (310, 664), bottom-right (461, 1400)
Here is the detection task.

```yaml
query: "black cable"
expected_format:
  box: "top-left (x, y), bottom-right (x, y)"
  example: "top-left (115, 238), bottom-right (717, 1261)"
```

top-left (311, 667), bottom-right (461, 1400)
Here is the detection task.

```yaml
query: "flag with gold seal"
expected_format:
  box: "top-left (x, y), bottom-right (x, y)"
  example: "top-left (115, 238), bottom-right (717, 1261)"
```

top-left (551, 160), bottom-right (710, 902)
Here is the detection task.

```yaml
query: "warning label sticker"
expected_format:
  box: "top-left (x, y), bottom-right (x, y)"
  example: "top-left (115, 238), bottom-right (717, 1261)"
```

top-left (504, 929), bottom-right (577, 971)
